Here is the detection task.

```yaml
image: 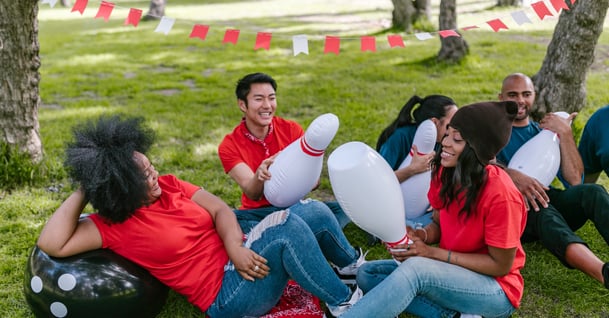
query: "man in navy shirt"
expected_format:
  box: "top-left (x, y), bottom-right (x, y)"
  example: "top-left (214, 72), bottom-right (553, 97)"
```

top-left (578, 104), bottom-right (609, 183)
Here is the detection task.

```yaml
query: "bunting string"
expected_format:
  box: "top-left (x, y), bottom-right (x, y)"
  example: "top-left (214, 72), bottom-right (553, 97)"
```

top-left (39, 0), bottom-right (576, 56)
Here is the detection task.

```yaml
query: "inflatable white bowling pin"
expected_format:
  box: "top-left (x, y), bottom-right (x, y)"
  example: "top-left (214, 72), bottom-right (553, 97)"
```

top-left (328, 141), bottom-right (411, 248)
top-left (397, 120), bottom-right (436, 219)
top-left (264, 113), bottom-right (340, 208)
top-left (508, 111), bottom-right (570, 187)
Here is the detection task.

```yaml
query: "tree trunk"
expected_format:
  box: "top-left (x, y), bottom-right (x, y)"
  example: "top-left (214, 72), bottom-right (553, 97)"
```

top-left (391, 0), bottom-right (416, 33)
top-left (413, 0), bottom-right (432, 22)
top-left (143, 0), bottom-right (167, 21)
top-left (497, 0), bottom-right (521, 6)
top-left (0, 1), bottom-right (43, 162)
top-left (437, 0), bottom-right (469, 63)
top-left (391, 0), bottom-right (431, 33)
top-left (532, 0), bottom-right (609, 117)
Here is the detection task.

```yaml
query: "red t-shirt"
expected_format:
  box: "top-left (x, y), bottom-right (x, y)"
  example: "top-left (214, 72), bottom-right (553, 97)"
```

top-left (428, 165), bottom-right (527, 308)
top-left (89, 175), bottom-right (229, 312)
top-left (218, 117), bottom-right (304, 209)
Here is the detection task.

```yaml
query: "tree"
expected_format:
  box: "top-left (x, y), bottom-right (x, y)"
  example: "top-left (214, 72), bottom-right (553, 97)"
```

top-left (437, 0), bottom-right (469, 63)
top-left (532, 0), bottom-right (609, 117)
top-left (497, 0), bottom-right (521, 6)
top-left (391, 0), bottom-right (431, 33)
top-left (0, 1), bottom-right (43, 162)
top-left (143, 0), bottom-right (167, 21)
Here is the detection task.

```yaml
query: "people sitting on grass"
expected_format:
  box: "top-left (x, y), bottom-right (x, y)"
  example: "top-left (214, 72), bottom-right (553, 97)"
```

top-left (36, 115), bottom-right (361, 318)
top-left (343, 101), bottom-right (527, 317)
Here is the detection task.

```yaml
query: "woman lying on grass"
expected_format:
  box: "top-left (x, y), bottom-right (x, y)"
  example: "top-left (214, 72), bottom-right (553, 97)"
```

top-left (37, 115), bottom-right (360, 317)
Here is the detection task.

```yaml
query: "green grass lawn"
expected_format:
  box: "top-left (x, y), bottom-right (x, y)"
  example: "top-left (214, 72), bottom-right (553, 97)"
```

top-left (3, 0), bottom-right (609, 316)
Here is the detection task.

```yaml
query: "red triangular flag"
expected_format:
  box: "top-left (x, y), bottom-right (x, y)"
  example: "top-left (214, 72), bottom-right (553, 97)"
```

top-left (254, 32), bottom-right (272, 50)
top-left (462, 25), bottom-right (479, 31)
top-left (324, 36), bottom-right (340, 55)
top-left (124, 8), bottom-right (142, 27)
top-left (438, 30), bottom-right (460, 38)
top-left (190, 24), bottom-right (210, 41)
top-left (550, 0), bottom-right (570, 12)
top-left (223, 29), bottom-right (240, 45)
top-left (487, 19), bottom-right (509, 32)
top-left (360, 36), bottom-right (376, 52)
top-left (71, 0), bottom-right (88, 14)
top-left (94, 1), bottom-right (114, 22)
top-left (531, 1), bottom-right (554, 20)
top-left (387, 35), bottom-right (404, 48)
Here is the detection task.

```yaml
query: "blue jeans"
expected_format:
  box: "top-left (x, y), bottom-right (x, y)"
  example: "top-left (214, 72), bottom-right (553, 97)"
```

top-left (350, 257), bottom-right (515, 318)
top-left (323, 200), bottom-right (352, 229)
top-left (235, 199), bottom-right (357, 268)
top-left (207, 210), bottom-right (351, 318)
top-left (406, 211), bottom-right (433, 228)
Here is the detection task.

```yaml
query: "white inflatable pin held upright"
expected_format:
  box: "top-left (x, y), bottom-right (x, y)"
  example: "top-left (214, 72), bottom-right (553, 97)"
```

top-left (508, 111), bottom-right (570, 187)
top-left (328, 141), bottom-right (411, 249)
top-left (397, 119), bottom-right (437, 219)
top-left (264, 113), bottom-right (340, 208)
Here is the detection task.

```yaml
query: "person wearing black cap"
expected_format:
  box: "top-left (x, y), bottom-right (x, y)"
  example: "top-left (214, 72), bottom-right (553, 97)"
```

top-left (497, 72), bottom-right (609, 291)
top-left (344, 101), bottom-right (527, 317)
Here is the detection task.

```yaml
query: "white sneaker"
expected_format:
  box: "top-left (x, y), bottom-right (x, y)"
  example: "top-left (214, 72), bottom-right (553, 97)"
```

top-left (326, 286), bottom-right (363, 317)
top-left (332, 248), bottom-right (368, 284)
top-left (459, 314), bottom-right (482, 318)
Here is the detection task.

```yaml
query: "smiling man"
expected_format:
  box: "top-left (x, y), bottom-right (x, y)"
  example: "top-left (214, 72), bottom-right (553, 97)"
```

top-left (496, 72), bottom-right (609, 291)
top-left (217, 73), bottom-right (366, 301)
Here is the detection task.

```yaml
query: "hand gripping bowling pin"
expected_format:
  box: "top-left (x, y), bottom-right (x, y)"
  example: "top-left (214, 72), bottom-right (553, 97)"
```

top-left (397, 119), bottom-right (437, 219)
top-left (264, 113), bottom-right (340, 208)
top-left (508, 111), bottom-right (570, 187)
top-left (328, 141), bottom-right (411, 250)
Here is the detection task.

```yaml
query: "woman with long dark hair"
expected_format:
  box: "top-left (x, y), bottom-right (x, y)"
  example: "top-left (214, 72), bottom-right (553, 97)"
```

top-left (376, 95), bottom-right (458, 227)
top-left (348, 101), bottom-right (527, 318)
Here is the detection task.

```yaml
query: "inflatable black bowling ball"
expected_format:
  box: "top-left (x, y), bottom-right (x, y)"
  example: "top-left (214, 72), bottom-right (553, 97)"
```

top-left (24, 246), bottom-right (169, 318)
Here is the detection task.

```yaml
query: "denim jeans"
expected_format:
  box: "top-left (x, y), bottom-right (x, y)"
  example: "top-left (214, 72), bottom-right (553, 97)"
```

top-left (323, 200), bottom-right (352, 229)
top-left (350, 257), bottom-right (515, 318)
top-left (522, 184), bottom-right (609, 267)
top-left (207, 210), bottom-right (351, 318)
top-left (234, 199), bottom-right (358, 268)
top-left (406, 211), bottom-right (433, 228)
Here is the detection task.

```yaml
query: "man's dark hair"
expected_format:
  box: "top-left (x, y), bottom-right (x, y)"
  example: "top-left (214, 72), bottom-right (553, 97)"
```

top-left (235, 72), bottom-right (277, 104)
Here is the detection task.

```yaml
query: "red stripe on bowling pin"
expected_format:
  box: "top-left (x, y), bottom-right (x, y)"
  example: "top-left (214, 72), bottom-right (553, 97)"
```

top-left (300, 137), bottom-right (325, 157)
top-left (409, 149), bottom-right (427, 157)
top-left (385, 232), bottom-right (411, 248)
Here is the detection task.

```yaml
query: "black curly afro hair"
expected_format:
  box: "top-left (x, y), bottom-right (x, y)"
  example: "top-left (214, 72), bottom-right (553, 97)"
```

top-left (64, 115), bottom-right (155, 223)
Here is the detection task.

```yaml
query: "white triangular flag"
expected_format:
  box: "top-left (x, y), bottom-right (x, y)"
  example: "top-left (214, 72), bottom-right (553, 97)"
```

top-left (414, 32), bottom-right (433, 41)
top-left (511, 10), bottom-right (532, 25)
top-left (154, 16), bottom-right (175, 35)
top-left (292, 35), bottom-right (309, 56)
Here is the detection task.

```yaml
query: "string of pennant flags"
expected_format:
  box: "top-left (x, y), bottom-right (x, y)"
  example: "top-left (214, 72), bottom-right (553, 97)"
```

top-left (39, 0), bottom-right (577, 56)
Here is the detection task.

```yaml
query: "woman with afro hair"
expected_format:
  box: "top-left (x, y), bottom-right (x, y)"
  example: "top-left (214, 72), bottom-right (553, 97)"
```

top-left (37, 115), bottom-right (360, 317)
